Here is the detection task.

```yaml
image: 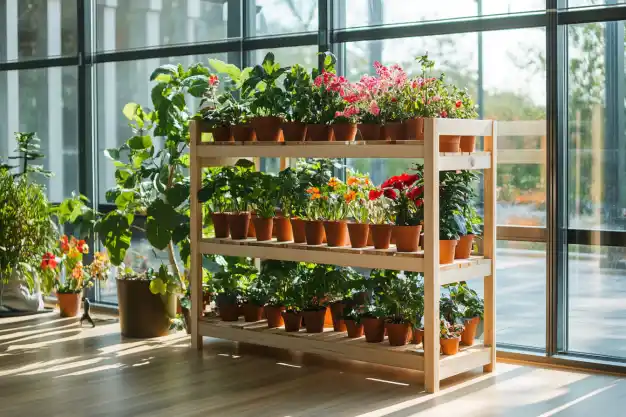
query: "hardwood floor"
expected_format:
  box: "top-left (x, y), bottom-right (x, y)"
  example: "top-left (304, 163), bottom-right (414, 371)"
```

top-left (1, 312), bottom-right (624, 417)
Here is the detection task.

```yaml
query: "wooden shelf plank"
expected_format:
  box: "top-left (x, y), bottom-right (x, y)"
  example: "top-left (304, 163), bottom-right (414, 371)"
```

top-left (439, 152), bottom-right (491, 171)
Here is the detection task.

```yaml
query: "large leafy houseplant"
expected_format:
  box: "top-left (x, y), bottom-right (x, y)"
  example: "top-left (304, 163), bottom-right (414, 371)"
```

top-left (243, 52), bottom-right (289, 118)
top-left (283, 64), bottom-right (313, 123)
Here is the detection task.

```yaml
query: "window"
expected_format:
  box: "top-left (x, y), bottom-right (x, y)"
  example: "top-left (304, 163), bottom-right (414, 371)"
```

top-left (250, 0), bottom-right (318, 36)
top-left (563, 0), bottom-right (626, 9)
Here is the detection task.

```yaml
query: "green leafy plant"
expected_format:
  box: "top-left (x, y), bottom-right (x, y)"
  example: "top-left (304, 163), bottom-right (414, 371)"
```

top-left (258, 260), bottom-right (296, 307)
top-left (197, 167), bottom-right (231, 213)
top-left (148, 264), bottom-right (184, 296)
top-left (276, 168), bottom-right (299, 217)
top-left (212, 257), bottom-right (258, 305)
top-left (249, 172), bottom-right (279, 218)
top-left (380, 271), bottom-right (424, 327)
top-left (243, 52), bottom-right (289, 117)
top-left (449, 281), bottom-right (484, 319)
top-left (226, 159), bottom-right (257, 213)
top-left (283, 64), bottom-right (313, 122)
top-left (0, 132), bottom-right (52, 179)
top-left (440, 319), bottom-right (464, 339)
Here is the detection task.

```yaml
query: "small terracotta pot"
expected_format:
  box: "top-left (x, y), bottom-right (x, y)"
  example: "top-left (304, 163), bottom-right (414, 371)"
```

top-left (393, 225), bottom-right (422, 252)
top-left (211, 125), bottom-right (233, 142)
top-left (251, 116), bottom-right (282, 142)
top-left (440, 239), bottom-right (459, 264)
top-left (455, 234), bottom-right (474, 259)
top-left (380, 121), bottom-right (405, 141)
top-left (412, 327), bottom-right (424, 345)
top-left (461, 316), bottom-right (481, 346)
top-left (367, 229), bottom-right (374, 246)
top-left (330, 302), bottom-right (346, 332)
top-left (357, 123), bottom-right (381, 141)
top-left (460, 135), bottom-right (476, 152)
top-left (305, 220), bottom-right (325, 245)
top-left (332, 123), bottom-right (357, 142)
top-left (228, 212), bottom-right (250, 240)
top-left (440, 336), bottom-right (461, 355)
top-left (232, 124), bottom-right (256, 142)
top-left (302, 308), bottom-right (327, 333)
top-left (386, 322), bottom-right (411, 347)
top-left (57, 292), bottom-right (80, 317)
top-left (253, 216), bottom-right (273, 241)
top-left (265, 305), bottom-right (286, 328)
top-left (211, 212), bottom-right (230, 238)
top-left (323, 220), bottom-right (349, 247)
top-left (248, 214), bottom-right (257, 238)
top-left (282, 311), bottom-right (302, 332)
top-left (219, 302), bottom-right (240, 322)
top-left (345, 319), bottom-right (364, 338)
top-left (440, 135), bottom-right (461, 152)
top-left (242, 303), bottom-right (264, 322)
top-left (405, 117), bottom-right (425, 140)
top-left (362, 317), bottom-right (385, 343)
top-left (274, 216), bottom-right (294, 242)
top-left (306, 123), bottom-right (334, 141)
top-left (281, 121), bottom-right (307, 142)
top-left (290, 218), bottom-right (307, 243)
top-left (347, 222), bottom-right (369, 248)
top-left (370, 224), bottom-right (393, 249)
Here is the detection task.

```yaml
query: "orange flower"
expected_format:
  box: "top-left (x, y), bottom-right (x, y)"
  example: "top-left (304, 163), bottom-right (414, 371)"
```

top-left (72, 262), bottom-right (84, 279)
top-left (78, 239), bottom-right (89, 254)
top-left (310, 193), bottom-right (321, 200)
top-left (362, 176), bottom-right (371, 186)
top-left (306, 187), bottom-right (320, 195)
top-left (328, 177), bottom-right (339, 188)
top-left (347, 177), bottom-right (359, 186)
top-left (60, 235), bottom-right (70, 253)
top-left (344, 190), bottom-right (356, 203)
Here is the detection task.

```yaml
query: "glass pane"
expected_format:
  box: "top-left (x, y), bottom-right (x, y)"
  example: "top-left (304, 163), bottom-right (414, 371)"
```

top-left (251, 0), bottom-right (318, 36)
top-left (249, 45), bottom-right (318, 68)
top-left (0, 66), bottom-right (79, 202)
top-left (563, 0), bottom-right (626, 8)
top-left (0, 0), bottom-right (77, 61)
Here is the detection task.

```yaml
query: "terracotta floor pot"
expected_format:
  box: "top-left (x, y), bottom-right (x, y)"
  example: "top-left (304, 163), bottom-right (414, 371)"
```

top-left (330, 302), bottom-right (346, 332)
top-left (405, 117), bottom-right (425, 140)
top-left (386, 322), bottom-right (411, 347)
top-left (412, 327), bottom-right (424, 345)
top-left (440, 337), bottom-right (461, 355)
top-left (117, 279), bottom-right (175, 337)
top-left (370, 224), bottom-right (393, 249)
top-left (302, 308), bottom-right (327, 333)
top-left (332, 123), bottom-right (357, 142)
top-left (380, 121), bottom-right (405, 141)
top-left (345, 319), bottom-right (364, 338)
top-left (211, 212), bottom-right (230, 238)
top-left (461, 316), bottom-right (481, 345)
top-left (253, 216), bottom-right (273, 241)
top-left (281, 121), bottom-right (307, 142)
top-left (232, 124), bottom-right (256, 142)
top-left (393, 225), bottom-right (422, 252)
top-left (358, 123), bottom-right (381, 141)
top-left (242, 303), bottom-right (264, 322)
top-left (455, 234), bottom-right (474, 259)
top-left (460, 135), bottom-right (476, 152)
top-left (228, 212), bottom-right (250, 240)
top-left (290, 218), bottom-right (307, 243)
top-left (57, 292), bottom-right (80, 318)
top-left (362, 317), bottom-right (385, 343)
top-left (265, 305), bottom-right (286, 328)
top-left (282, 311), bottom-right (302, 332)
top-left (251, 116), bottom-right (282, 142)
top-left (347, 222), bottom-right (369, 248)
top-left (274, 216), bottom-right (294, 242)
top-left (305, 220), bottom-right (325, 245)
top-left (211, 125), bottom-right (233, 142)
top-left (440, 239), bottom-right (459, 264)
top-left (440, 135), bottom-right (461, 152)
top-left (323, 220), bottom-right (349, 247)
top-left (306, 123), bottom-right (334, 141)
top-left (218, 302), bottom-right (240, 322)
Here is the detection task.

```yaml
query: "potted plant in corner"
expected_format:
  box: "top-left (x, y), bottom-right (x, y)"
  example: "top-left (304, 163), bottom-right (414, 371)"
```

top-left (282, 64), bottom-right (312, 142)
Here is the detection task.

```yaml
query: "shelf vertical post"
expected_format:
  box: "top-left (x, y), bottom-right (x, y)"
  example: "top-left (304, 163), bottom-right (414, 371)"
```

top-left (190, 120), bottom-right (204, 350)
top-left (423, 118), bottom-right (441, 393)
top-left (483, 121), bottom-right (497, 372)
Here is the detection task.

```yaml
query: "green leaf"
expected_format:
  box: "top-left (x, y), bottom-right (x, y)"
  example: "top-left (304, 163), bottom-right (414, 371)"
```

top-left (182, 75), bottom-right (209, 97)
top-left (149, 278), bottom-right (167, 295)
top-left (146, 217), bottom-right (171, 250)
top-left (261, 52), bottom-right (276, 74)
top-left (128, 135), bottom-right (153, 150)
top-left (172, 222), bottom-right (189, 244)
top-left (165, 182), bottom-right (190, 207)
top-left (96, 212), bottom-right (132, 266)
top-left (123, 103), bottom-right (139, 121)
top-left (208, 59), bottom-right (241, 81)
top-left (114, 189), bottom-right (135, 209)
top-left (104, 148), bottom-right (120, 161)
top-left (147, 199), bottom-right (181, 230)
top-left (179, 154), bottom-right (190, 168)
top-left (131, 150), bottom-right (151, 169)
top-left (150, 64), bottom-right (178, 81)
top-left (151, 82), bottom-right (167, 108)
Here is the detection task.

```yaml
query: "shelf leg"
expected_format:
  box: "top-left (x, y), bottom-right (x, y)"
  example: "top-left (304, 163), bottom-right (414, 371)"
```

top-left (190, 120), bottom-right (203, 350)
top-left (483, 122), bottom-right (497, 372)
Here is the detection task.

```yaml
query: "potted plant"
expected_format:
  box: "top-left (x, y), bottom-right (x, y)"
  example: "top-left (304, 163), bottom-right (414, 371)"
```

top-left (457, 205), bottom-right (482, 259)
top-left (367, 188), bottom-right (395, 249)
top-left (353, 74), bottom-right (383, 140)
top-left (452, 87), bottom-right (479, 152)
top-left (321, 177), bottom-right (350, 247)
top-left (249, 172), bottom-right (278, 242)
top-left (343, 305), bottom-right (365, 338)
top-left (326, 266), bottom-right (361, 332)
top-left (226, 159), bottom-right (256, 239)
top-left (213, 257), bottom-right (257, 321)
top-left (374, 61), bottom-right (409, 141)
top-left (304, 186), bottom-right (326, 245)
top-left (299, 263), bottom-right (331, 333)
top-left (439, 170), bottom-right (467, 263)
top-left (274, 168), bottom-right (298, 242)
top-left (332, 104), bottom-right (360, 142)
top-left (440, 319), bottom-right (465, 355)
top-left (345, 172), bottom-right (374, 248)
top-left (259, 260), bottom-right (295, 328)
top-left (293, 159), bottom-right (335, 244)
top-left (380, 172), bottom-right (424, 252)
top-left (403, 55), bottom-right (435, 141)
top-left (307, 52), bottom-right (341, 141)
top-left (360, 302), bottom-right (387, 343)
top-left (198, 167), bottom-right (231, 238)
top-left (282, 64), bottom-right (312, 142)
top-left (199, 73), bottom-right (233, 142)
top-left (380, 271), bottom-right (424, 346)
top-left (282, 266), bottom-right (304, 332)
top-left (241, 279), bottom-right (267, 322)
top-left (450, 282), bottom-right (484, 345)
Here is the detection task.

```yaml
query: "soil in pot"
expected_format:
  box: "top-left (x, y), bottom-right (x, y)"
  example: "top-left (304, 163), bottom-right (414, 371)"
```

top-left (357, 123), bottom-right (381, 141)
top-left (306, 124), bottom-right (334, 141)
top-left (302, 308), bottom-right (327, 333)
top-left (393, 225), bottom-right (422, 252)
top-left (455, 234), bottom-right (474, 259)
top-left (440, 239), bottom-right (459, 264)
top-left (345, 320), bottom-right (364, 338)
top-left (323, 220), bottom-right (349, 247)
top-left (211, 125), bottom-right (233, 142)
top-left (211, 212), bottom-right (230, 238)
top-left (405, 117), bottom-right (424, 140)
top-left (380, 121), bottom-right (405, 141)
top-left (57, 292), bottom-right (80, 317)
top-left (251, 116), bottom-right (282, 142)
top-left (440, 135), bottom-right (461, 152)
top-left (460, 135), bottom-right (476, 152)
top-left (253, 216), bottom-right (273, 241)
top-left (304, 220), bottom-right (325, 245)
top-left (461, 316), bottom-right (481, 345)
top-left (281, 121), bottom-right (307, 142)
top-left (440, 337), bottom-right (461, 355)
top-left (330, 302), bottom-right (346, 332)
top-left (228, 212), bottom-right (251, 240)
top-left (290, 218), bottom-right (307, 243)
top-left (362, 317), bottom-right (385, 343)
top-left (265, 305), bottom-right (286, 328)
top-left (218, 302), bottom-right (240, 322)
top-left (274, 216), bottom-right (294, 242)
top-left (282, 311), bottom-right (302, 332)
top-left (386, 322), bottom-right (411, 347)
top-left (332, 123), bottom-right (357, 142)
top-left (347, 222), bottom-right (369, 248)
top-left (232, 124), bottom-right (256, 142)
top-left (242, 303), bottom-right (264, 322)
top-left (117, 279), bottom-right (175, 338)
top-left (370, 224), bottom-right (393, 249)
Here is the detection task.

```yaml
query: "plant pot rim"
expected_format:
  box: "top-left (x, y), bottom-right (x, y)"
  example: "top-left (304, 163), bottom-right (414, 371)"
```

top-left (440, 336), bottom-right (461, 341)
top-left (57, 291), bottom-right (81, 295)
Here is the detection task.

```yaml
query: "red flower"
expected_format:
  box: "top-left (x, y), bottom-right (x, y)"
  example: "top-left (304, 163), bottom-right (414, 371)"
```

top-left (391, 97), bottom-right (397, 103)
top-left (407, 186), bottom-right (424, 202)
top-left (381, 175), bottom-right (399, 189)
top-left (441, 110), bottom-right (448, 118)
top-left (40, 252), bottom-right (57, 270)
top-left (383, 188), bottom-right (397, 200)
top-left (455, 100), bottom-right (462, 108)
top-left (369, 189), bottom-right (383, 201)
top-left (208, 75), bottom-right (219, 86)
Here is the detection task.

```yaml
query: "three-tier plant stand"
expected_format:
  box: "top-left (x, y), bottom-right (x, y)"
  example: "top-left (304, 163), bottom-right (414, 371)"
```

top-left (189, 118), bottom-right (497, 393)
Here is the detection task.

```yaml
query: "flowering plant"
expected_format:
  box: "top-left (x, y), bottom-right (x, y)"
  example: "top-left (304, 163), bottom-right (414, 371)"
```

top-left (344, 171), bottom-right (374, 223)
top-left (310, 69), bottom-right (347, 124)
top-left (351, 74), bottom-right (383, 124)
top-left (373, 61), bottom-right (409, 123)
top-left (440, 318), bottom-right (465, 339)
top-left (379, 172), bottom-right (424, 227)
top-left (450, 87), bottom-right (478, 120)
top-left (321, 177), bottom-right (349, 221)
top-left (334, 105), bottom-right (360, 124)
top-left (304, 186), bottom-right (325, 221)
top-left (367, 188), bottom-right (394, 224)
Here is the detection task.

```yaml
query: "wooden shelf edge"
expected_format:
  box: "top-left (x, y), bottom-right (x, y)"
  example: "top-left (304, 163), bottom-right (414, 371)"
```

top-left (440, 345), bottom-right (492, 380)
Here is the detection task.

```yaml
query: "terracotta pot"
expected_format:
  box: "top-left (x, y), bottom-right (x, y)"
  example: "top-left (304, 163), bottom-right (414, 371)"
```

top-left (302, 308), bottom-right (327, 333)
top-left (440, 336), bottom-right (461, 355)
top-left (412, 327), bottom-right (424, 345)
top-left (461, 316), bottom-right (481, 346)
top-left (228, 212), bottom-right (250, 240)
top-left (57, 292), bottom-right (81, 318)
top-left (455, 234), bottom-right (474, 259)
top-left (362, 317), bottom-right (385, 343)
top-left (274, 216), bottom-right (293, 242)
top-left (380, 121), bottom-right (405, 141)
top-left (324, 305), bottom-right (334, 328)
top-left (332, 123), bottom-right (357, 142)
top-left (460, 135), bottom-right (476, 152)
top-left (386, 322), bottom-right (411, 347)
top-left (253, 216), bottom-right (273, 241)
top-left (323, 220), bottom-right (349, 247)
top-left (251, 116), bottom-right (282, 142)
top-left (248, 213), bottom-right (257, 238)
top-left (117, 279), bottom-right (175, 338)
top-left (211, 212), bottom-right (230, 238)
top-left (370, 224), bottom-right (393, 249)
top-left (367, 229), bottom-right (374, 246)
top-left (282, 311), bottom-right (302, 332)
top-left (393, 225), bottom-right (422, 252)
top-left (304, 220), bottom-right (325, 245)
top-left (290, 218), bottom-right (307, 243)
top-left (405, 117), bottom-right (425, 140)
top-left (241, 303), bottom-right (264, 322)
top-left (330, 302), bottom-right (346, 332)
top-left (211, 125), bottom-right (233, 142)
top-left (440, 239), bottom-right (459, 264)
top-left (306, 123), bottom-right (334, 141)
top-left (232, 124), bottom-right (256, 142)
top-left (265, 305), bottom-right (286, 328)
top-left (345, 319), bottom-right (364, 338)
top-left (440, 135), bottom-right (461, 152)
top-left (281, 121), bottom-right (307, 142)
top-left (358, 123), bottom-right (381, 141)
top-left (347, 222), bottom-right (369, 248)
top-left (218, 302), bottom-right (240, 322)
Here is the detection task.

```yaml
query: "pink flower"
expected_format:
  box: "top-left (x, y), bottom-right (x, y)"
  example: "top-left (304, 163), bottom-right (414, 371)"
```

top-left (432, 96), bottom-right (441, 102)
top-left (209, 75), bottom-right (219, 86)
top-left (369, 101), bottom-right (380, 116)
top-left (441, 110), bottom-right (448, 118)
top-left (335, 111), bottom-right (342, 118)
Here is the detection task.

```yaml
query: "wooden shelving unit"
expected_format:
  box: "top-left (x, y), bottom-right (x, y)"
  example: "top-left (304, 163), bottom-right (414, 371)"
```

top-left (189, 118), bottom-right (497, 393)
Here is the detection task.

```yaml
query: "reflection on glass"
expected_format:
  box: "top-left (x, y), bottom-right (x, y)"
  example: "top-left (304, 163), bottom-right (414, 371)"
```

top-left (252, 0), bottom-right (318, 36)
